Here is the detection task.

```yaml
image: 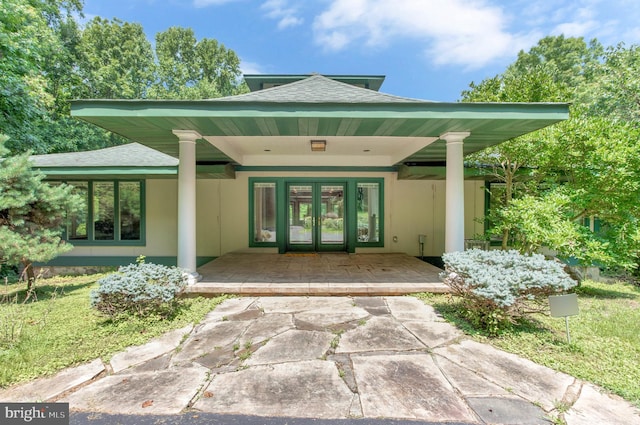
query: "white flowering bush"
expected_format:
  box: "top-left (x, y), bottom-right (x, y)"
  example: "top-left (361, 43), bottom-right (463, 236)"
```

top-left (90, 260), bottom-right (188, 318)
top-left (440, 249), bottom-right (577, 334)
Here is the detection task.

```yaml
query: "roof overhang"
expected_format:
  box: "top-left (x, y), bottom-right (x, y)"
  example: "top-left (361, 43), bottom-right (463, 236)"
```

top-left (70, 100), bottom-right (569, 167)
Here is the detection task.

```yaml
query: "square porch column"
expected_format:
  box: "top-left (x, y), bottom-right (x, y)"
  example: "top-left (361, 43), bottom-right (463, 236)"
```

top-left (173, 130), bottom-right (202, 283)
top-left (442, 132), bottom-right (470, 253)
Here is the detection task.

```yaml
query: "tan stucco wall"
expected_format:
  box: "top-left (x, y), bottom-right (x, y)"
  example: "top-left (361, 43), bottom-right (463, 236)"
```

top-left (382, 178), bottom-right (485, 256)
top-left (60, 173), bottom-right (486, 259)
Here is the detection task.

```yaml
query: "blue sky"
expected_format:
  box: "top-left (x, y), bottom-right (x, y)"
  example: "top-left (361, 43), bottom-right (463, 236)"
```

top-left (82, 0), bottom-right (640, 101)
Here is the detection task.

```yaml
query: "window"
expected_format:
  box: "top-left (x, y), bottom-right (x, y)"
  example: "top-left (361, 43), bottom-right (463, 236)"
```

top-left (252, 182), bottom-right (277, 243)
top-left (55, 180), bottom-right (144, 245)
top-left (249, 178), bottom-right (384, 251)
top-left (68, 182), bottom-right (88, 240)
top-left (356, 182), bottom-right (380, 243)
top-left (119, 182), bottom-right (142, 240)
top-left (93, 182), bottom-right (115, 240)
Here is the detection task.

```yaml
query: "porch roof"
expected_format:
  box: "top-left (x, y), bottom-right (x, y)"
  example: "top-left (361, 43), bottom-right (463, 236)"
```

top-left (29, 143), bottom-right (235, 179)
top-left (70, 74), bottom-right (569, 167)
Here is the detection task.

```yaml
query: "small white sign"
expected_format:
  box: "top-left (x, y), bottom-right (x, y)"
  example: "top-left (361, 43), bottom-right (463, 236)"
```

top-left (549, 293), bottom-right (579, 317)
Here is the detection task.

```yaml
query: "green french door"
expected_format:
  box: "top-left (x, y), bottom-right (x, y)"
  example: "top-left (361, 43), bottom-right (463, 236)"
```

top-left (287, 182), bottom-right (346, 251)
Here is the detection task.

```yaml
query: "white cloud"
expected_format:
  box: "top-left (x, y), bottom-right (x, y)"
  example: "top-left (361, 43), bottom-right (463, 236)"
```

top-left (240, 60), bottom-right (265, 76)
top-left (312, 0), bottom-right (535, 68)
top-left (549, 6), bottom-right (598, 37)
top-left (261, 0), bottom-right (303, 29)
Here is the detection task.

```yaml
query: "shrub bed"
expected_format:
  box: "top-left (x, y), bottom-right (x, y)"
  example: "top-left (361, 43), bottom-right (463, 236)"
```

top-left (440, 249), bottom-right (577, 335)
top-left (90, 261), bottom-right (188, 318)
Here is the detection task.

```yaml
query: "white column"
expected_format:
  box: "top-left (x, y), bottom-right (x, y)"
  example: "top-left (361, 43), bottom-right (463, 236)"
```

top-left (442, 132), bottom-right (470, 253)
top-left (173, 129), bottom-right (201, 282)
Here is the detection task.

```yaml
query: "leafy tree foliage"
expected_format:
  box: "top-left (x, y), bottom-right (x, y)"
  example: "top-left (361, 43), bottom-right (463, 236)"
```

top-left (78, 17), bottom-right (156, 99)
top-left (1, 6), bottom-right (246, 155)
top-left (510, 35), bottom-right (603, 89)
top-left (578, 43), bottom-right (640, 122)
top-left (0, 135), bottom-right (82, 289)
top-left (463, 36), bottom-right (640, 271)
top-left (0, 0), bottom-right (57, 152)
top-left (462, 63), bottom-right (569, 249)
top-left (150, 26), bottom-right (244, 99)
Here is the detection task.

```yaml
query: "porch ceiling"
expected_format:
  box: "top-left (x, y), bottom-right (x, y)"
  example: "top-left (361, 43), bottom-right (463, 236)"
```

top-left (71, 100), bottom-right (568, 166)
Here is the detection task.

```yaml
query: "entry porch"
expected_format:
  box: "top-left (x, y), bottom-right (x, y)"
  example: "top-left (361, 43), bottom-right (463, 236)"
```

top-left (187, 252), bottom-right (448, 296)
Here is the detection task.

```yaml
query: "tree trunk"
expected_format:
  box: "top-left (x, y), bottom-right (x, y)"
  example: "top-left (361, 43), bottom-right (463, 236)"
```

top-left (21, 259), bottom-right (35, 292)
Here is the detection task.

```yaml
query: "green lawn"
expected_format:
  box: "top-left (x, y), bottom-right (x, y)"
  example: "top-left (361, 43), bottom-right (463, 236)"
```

top-left (415, 279), bottom-right (640, 407)
top-left (0, 275), bottom-right (228, 387)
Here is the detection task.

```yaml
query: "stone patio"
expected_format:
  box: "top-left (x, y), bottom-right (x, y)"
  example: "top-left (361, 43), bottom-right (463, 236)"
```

top-left (188, 253), bottom-right (448, 296)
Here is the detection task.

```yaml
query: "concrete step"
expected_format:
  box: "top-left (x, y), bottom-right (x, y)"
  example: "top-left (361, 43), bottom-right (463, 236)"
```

top-left (185, 282), bottom-right (450, 296)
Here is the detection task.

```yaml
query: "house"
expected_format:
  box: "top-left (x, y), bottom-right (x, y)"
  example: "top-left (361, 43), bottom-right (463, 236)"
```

top-left (33, 74), bottom-right (569, 280)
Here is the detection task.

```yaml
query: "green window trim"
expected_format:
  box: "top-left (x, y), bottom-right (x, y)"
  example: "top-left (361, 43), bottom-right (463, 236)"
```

top-left (249, 177), bottom-right (384, 253)
top-left (50, 179), bottom-right (146, 246)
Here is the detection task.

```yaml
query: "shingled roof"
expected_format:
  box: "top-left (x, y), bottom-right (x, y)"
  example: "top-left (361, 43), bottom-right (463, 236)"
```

top-left (30, 143), bottom-right (179, 168)
top-left (215, 74), bottom-right (428, 104)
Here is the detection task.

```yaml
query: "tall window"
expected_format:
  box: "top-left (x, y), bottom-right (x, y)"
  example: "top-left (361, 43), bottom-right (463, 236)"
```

top-left (94, 182), bottom-right (115, 240)
top-left (120, 182), bottom-right (142, 240)
top-left (56, 180), bottom-right (144, 245)
top-left (357, 182), bottom-right (380, 242)
top-left (253, 182), bottom-right (276, 243)
top-left (68, 182), bottom-right (88, 240)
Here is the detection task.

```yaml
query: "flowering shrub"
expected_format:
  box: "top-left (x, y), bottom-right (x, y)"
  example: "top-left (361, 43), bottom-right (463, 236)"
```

top-left (440, 249), bottom-right (577, 335)
top-left (90, 261), bottom-right (188, 318)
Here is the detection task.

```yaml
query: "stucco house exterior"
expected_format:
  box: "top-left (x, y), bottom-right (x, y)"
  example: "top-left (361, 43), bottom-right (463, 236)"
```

top-left (32, 74), bottom-right (569, 279)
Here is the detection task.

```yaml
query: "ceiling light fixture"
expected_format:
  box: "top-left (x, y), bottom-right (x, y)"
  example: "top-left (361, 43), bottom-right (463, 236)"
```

top-left (310, 139), bottom-right (326, 152)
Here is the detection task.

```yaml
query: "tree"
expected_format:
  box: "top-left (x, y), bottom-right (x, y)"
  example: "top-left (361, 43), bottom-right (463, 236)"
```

top-left (578, 43), bottom-right (640, 123)
top-left (545, 111), bottom-right (640, 269)
top-left (0, 0), bottom-right (55, 153)
top-left (462, 36), bottom-right (640, 271)
top-left (150, 26), bottom-right (245, 99)
top-left (1, 1), bottom-right (248, 155)
top-left (462, 63), bottom-right (568, 249)
top-left (510, 35), bottom-right (603, 90)
top-left (0, 0), bottom-right (84, 153)
top-left (0, 135), bottom-right (82, 289)
top-left (77, 17), bottom-right (156, 99)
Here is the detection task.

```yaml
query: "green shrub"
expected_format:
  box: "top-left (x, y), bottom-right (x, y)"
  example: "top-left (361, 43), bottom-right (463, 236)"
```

top-left (90, 261), bottom-right (188, 318)
top-left (440, 249), bottom-right (577, 335)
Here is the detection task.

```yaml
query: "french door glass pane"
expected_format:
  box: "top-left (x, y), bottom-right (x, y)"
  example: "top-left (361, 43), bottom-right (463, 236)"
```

top-left (120, 182), bottom-right (141, 240)
top-left (289, 185), bottom-right (312, 244)
top-left (253, 182), bottom-right (277, 242)
top-left (357, 182), bottom-right (379, 242)
top-left (320, 185), bottom-right (344, 244)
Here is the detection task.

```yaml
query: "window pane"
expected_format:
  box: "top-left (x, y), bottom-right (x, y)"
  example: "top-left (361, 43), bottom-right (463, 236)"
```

top-left (69, 182), bottom-right (88, 240)
top-left (93, 182), bottom-right (115, 240)
top-left (357, 183), bottom-right (380, 242)
top-left (288, 185), bottom-right (312, 244)
top-left (320, 185), bottom-right (344, 244)
top-left (253, 182), bottom-right (276, 242)
top-left (120, 182), bottom-right (141, 240)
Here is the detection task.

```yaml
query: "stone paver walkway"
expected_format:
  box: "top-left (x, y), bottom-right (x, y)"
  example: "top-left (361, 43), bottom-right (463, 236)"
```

top-left (1, 296), bottom-right (638, 424)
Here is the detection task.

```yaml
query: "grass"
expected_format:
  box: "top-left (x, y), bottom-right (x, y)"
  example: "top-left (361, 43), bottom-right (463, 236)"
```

top-left (415, 279), bottom-right (640, 407)
top-left (0, 274), bottom-right (229, 388)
